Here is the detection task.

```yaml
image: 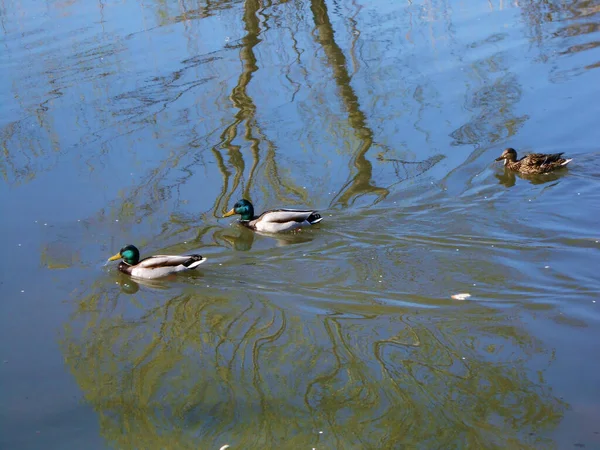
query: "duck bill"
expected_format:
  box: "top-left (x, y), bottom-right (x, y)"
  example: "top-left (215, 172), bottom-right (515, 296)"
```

top-left (223, 208), bottom-right (236, 218)
top-left (495, 156), bottom-right (504, 161)
top-left (108, 253), bottom-right (122, 262)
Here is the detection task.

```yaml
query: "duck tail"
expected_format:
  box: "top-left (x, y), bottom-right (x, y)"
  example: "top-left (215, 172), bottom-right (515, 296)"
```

top-left (185, 255), bottom-right (207, 269)
top-left (307, 212), bottom-right (323, 224)
top-left (561, 158), bottom-right (573, 166)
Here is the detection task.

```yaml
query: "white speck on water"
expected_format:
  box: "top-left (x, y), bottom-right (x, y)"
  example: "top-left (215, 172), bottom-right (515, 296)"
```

top-left (544, 265), bottom-right (550, 269)
top-left (224, 37), bottom-right (230, 42)
top-left (378, 280), bottom-right (382, 283)
top-left (593, 301), bottom-right (596, 303)
top-left (303, 186), bottom-right (306, 189)
top-left (319, 431), bottom-right (323, 434)
top-left (21, 290), bottom-right (25, 293)
top-left (34, 220), bottom-right (38, 223)
top-left (528, 199), bottom-right (531, 202)
top-left (219, 446), bottom-right (230, 450)
top-left (219, 263), bottom-right (222, 266)
top-left (371, 257), bottom-right (374, 260)
top-left (77, 219), bottom-right (80, 222)
top-left (473, 283), bottom-right (477, 286)
top-left (596, 241), bottom-right (599, 243)
top-left (462, 357), bottom-right (466, 360)
top-left (115, 219), bottom-right (119, 222)
top-left (484, 196), bottom-right (487, 199)
top-left (44, 223), bottom-right (47, 226)
top-left (206, 285), bottom-right (210, 288)
top-left (491, 245), bottom-right (494, 247)
top-left (18, 244), bottom-right (21, 246)
top-left (303, 254), bottom-right (307, 257)
top-left (456, 249), bottom-right (459, 251)
top-left (451, 293), bottom-right (471, 300)
top-left (577, 192), bottom-right (581, 195)
top-left (379, 275), bottom-right (383, 278)
top-left (184, 241), bottom-right (187, 244)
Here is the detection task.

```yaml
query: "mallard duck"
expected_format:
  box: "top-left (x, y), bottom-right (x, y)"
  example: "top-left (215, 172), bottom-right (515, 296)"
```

top-left (223, 199), bottom-right (323, 233)
top-left (495, 148), bottom-right (572, 174)
top-left (107, 245), bottom-right (206, 279)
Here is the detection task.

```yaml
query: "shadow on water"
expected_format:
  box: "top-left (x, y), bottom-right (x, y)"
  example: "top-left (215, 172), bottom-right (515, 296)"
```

top-left (61, 285), bottom-right (567, 449)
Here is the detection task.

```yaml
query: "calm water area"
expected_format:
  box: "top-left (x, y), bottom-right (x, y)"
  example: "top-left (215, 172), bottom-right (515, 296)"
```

top-left (1, 0), bottom-right (600, 448)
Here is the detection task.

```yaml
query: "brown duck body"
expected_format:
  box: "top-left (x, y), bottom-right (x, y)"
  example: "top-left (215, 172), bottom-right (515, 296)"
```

top-left (495, 148), bottom-right (572, 174)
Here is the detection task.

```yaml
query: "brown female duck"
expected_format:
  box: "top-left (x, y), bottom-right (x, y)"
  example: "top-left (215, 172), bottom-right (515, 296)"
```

top-left (495, 148), bottom-right (572, 174)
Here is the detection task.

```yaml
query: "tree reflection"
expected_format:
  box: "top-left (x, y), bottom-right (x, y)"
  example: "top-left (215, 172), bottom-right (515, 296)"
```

top-left (309, 0), bottom-right (389, 207)
top-left (61, 285), bottom-right (566, 448)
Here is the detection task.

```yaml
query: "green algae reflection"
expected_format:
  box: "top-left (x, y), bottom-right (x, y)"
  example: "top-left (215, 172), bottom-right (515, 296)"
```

top-left (61, 280), bottom-right (566, 449)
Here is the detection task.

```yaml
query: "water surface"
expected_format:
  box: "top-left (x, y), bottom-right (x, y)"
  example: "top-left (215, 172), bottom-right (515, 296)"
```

top-left (1, 0), bottom-right (600, 448)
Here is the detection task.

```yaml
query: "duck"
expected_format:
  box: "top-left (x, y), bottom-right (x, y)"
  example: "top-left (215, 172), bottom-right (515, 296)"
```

top-left (107, 244), bottom-right (206, 279)
top-left (495, 148), bottom-right (572, 174)
top-left (223, 199), bottom-right (323, 233)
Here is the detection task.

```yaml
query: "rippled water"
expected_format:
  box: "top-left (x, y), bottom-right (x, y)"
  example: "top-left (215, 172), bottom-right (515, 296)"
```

top-left (1, 0), bottom-right (600, 448)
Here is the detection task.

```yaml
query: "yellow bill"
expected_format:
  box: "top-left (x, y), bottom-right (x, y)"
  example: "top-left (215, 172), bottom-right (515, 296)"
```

top-left (108, 252), bottom-right (122, 261)
top-left (223, 208), bottom-right (236, 218)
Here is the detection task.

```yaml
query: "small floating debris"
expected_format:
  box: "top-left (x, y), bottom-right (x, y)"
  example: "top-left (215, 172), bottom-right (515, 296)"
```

top-left (544, 266), bottom-right (550, 269)
top-left (115, 219), bottom-right (119, 222)
top-left (219, 446), bottom-right (230, 450)
top-left (21, 290), bottom-right (25, 293)
top-left (451, 293), bottom-right (471, 301)
top-left (319, 431), bottom-right (323, 434)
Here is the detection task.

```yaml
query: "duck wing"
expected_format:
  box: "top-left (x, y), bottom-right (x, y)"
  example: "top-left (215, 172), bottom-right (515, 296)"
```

top-left (136, 254), bottom-right (206, 269)
top-left (257, 209), bottom-right (322, 224)
top-left (524, 152), bottom-right (565, 165)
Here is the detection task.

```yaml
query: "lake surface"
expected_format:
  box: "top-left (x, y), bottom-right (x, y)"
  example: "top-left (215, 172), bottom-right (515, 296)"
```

top-left (1, 0), bottom-right (600, 448)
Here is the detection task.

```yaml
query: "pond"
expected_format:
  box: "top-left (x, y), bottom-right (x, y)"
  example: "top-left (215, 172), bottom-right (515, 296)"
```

top-left (1, 0), bottom-right (600, 448)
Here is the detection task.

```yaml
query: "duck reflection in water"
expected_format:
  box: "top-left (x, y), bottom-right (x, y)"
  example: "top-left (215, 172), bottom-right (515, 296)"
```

top-left (216, 223), bottom-right (316, 251)
top-left (116, 275), bottom-right (171, 294)
top-left (495, 167), bottom-right (564, 188)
